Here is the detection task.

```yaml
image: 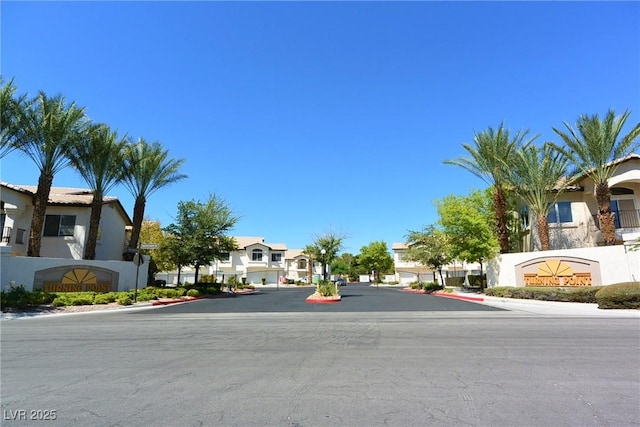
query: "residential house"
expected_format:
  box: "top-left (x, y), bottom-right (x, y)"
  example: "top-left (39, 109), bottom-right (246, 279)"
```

top-left (0, 181), bottom-right (145, 293)
top-left (159, 236), bottom-right (324, 285)
top-left (1, 182), bottom-right (131, 260)
top-left (522, 153), bottom-right (640, 251)
top-left (392, 242), bottom-right (482, 286)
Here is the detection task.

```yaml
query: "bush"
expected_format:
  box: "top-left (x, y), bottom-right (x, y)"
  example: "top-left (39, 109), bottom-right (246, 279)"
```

top-left (51, 292), bottom-right (95, 307)
top-left (186, 289), bottom-right (201, 297)
top-left (1, 285), bottom-right (55, 309)
top-left (409, 282), bottom-right (420, 290)
top-left (94, 292), bottom-right (118, 304)
top-left (596, 283), bottom-right (640, 309)
top-left (318, 283), bottom-right (338, 297)
top-left (422, 282), bottom-right (444, 293)
top-left (467, 275), bottom-right (486, 288)
top-left (484, 286), bottom-right (602, 303)
top-left (117, 294), bottom-right (132, 306)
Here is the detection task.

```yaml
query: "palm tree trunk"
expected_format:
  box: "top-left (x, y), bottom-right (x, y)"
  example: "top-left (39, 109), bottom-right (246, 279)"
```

top-left (493, 186), bottom-right (510, 253)
top-left (27, 172), bottom-right (54, 257)
top-left (536, 215), bottom-right (551, 251)
top-left (128, 195), bottom-right (146, 251)
top-left (84, 196), bottom-right (103, 260)
top-left (595, 183), bottom-right (616, 245)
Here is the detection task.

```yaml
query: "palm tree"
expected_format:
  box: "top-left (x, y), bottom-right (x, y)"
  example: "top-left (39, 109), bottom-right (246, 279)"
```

top-left (444, 124), bottom-right (538, 253)
top-left (506, 143), bottom-right (570, 251)
top-left (66, 124), bottom-right (128, 260)
top-left (552, 110), bottom-right (640, 245)
top-left (14, 91), bottom-right (88, 256)
top-left (0, 78), bottom-right (29, 158)
top-left (121, 138), bottom-right (187, 255)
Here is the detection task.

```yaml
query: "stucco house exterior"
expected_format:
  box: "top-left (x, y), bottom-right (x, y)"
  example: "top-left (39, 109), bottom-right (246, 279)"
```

top-left (1, 182), bottom-right (145, 293)
top-left (158, 236), bottom-right (324, 285)
top-left (522, 153), bottom-right (640, 251)
top-left (392, 242), bottom-right (482, 286)
top-left (1, 182), bottom-right (131, 260)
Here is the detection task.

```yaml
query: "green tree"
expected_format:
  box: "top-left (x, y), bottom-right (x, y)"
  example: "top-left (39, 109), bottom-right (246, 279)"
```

top-left (404, 225), bottom-right (452, 285)
top-left (303, 229), bottom-right (346, 283)
top-left (0, 78), bottom-right (28, 158)
top-left (330, 253), bottom-right (354, 277)
top-left (436, 190), bottom-right (499, 287)
top-left (505, 143), bottom-right (570, 251)
top-left (164, 194), bottom-right (238, 283)
top-left (357, 241), bottom-right (394, 283)
top-left (552, 109), bottom-right (640, 245)
top-left (66, 124), bottom-right (128, 259)
top-left (121, 138), bottom-right (187, 255)
top-left (14, 92), bottom-right (88, 256)
top-left (139, 219), bottom-right (166, 283)
top-left (444, 124), bottom-right (537, 253)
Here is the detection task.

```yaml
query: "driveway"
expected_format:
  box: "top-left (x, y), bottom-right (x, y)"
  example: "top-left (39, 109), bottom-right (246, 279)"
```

top-left (138, 283), bottom-right (505, 315)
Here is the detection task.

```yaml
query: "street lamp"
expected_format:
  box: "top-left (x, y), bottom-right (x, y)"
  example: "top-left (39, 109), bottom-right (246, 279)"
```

top-left (320, 248), bottom-right (327, 282)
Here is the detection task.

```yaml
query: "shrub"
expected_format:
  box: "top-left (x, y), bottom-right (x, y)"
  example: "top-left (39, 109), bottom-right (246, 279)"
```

top-left (318, 283), bottom-right (338, 297)
top-left (596, 283), bottom-right (640, 309)
top-left (117, 294), bottom-right (133, 306)
top-left (52, 292), bottom-right (95, 307)
top-left (422, 282), bottom-right (444, 293)
top-left (186, 289), bottom-right (201, 297)
top-left (0, 286), bottom-right (57, 309)
top-left (409, 282), bottom-right (420, 290)
top-left (94, 292), bottom-right (118, 304)
top-left (484, 286), bottom-right (602, 303)
top-left (467, 275), bottom-right (486, 288)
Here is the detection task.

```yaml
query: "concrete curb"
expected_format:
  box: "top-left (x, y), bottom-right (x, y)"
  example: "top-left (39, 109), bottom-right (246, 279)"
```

top-left (432, 292), bottom-right (485, 302)
top-left (151, 296), bottom-right (206, 306)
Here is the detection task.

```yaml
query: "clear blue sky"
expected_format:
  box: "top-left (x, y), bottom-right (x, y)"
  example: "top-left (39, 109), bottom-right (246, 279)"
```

top-left (2, 1), bottom-right (639, 254)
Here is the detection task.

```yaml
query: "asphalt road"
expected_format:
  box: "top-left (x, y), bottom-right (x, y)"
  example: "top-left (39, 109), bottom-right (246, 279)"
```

top-left (2, 285), bottom-right (639, 427)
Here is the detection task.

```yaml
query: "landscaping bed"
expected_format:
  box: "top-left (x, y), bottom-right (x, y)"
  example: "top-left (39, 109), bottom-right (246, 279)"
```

top-left (484, 283), bottom-right (640, 309)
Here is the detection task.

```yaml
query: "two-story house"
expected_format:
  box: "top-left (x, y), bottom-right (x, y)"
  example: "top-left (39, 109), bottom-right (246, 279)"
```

top-left (160, 236), bottom-right (324, 285)
top-left (1, 181), bottom-right (144, 293)
top-left (522, 153), bottom-right (640, 251)
top-left (392, 242), bottom-right (482, 286)
top-left (1, 182), bottom-right (131, 260)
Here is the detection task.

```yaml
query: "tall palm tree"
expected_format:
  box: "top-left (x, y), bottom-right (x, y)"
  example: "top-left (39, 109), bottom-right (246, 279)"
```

top-left (552, 110), bottom-right (640, 245)
top-left (506, 143), bottom-right (570, 251)
top-left (444, 124), bottom-right (538, 253)
top-left (0, 78), bottom-right (29, 158)
top-left (15, 91), bottom-right (88, 256)
top-left (121, 138), bottom-right (187, 255)
top-left (66, 123), bottom-right (128, 260)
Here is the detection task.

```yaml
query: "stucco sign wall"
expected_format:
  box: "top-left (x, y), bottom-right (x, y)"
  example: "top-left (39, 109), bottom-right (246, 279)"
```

top-left (515, 257), bottom-right (602, 287)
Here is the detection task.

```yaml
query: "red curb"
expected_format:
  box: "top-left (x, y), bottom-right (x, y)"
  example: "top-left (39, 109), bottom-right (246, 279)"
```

top-left (403, 289), bottom-right (426, 294)
top-left (432, 293), bottom-right (484, 302)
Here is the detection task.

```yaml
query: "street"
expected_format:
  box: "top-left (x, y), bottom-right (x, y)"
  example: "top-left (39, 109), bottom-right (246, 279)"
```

top-left (2, 285), bottom-right (639, 426)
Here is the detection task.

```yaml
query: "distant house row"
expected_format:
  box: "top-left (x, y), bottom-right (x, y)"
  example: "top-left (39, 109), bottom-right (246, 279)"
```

top-left (158, 236), bottom-right (325, 285)
top-left (1, 154), bottom-right (638, 288)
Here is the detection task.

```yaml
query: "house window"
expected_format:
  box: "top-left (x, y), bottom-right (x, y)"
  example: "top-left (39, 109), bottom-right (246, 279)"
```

top-left (297, 259), bottom-right (307, 270)
top-left (219, 252), bottom-right (230, 261)
top-left (43, 215), bottom-right (76, 237)
top-left (271, 253), bottom-right (282, 262)
top-left (547, 202), bottom-right (573, 224)
top-left (252, 249), bottom-right (263, 261)
top-left (16, 229), bottom-right (26, 244)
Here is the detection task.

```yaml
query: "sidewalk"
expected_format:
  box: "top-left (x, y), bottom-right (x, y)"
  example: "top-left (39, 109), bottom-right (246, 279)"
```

top-left (436, 291), bottom-right (640, 317)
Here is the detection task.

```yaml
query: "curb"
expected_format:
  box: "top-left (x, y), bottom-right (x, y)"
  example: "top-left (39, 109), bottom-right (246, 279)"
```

top-left (305, 296), bottom-right (342, 304)
top-left (432, 292), bottom-right (484, 302)
top-left (151, 296), bottom-right (206, 306)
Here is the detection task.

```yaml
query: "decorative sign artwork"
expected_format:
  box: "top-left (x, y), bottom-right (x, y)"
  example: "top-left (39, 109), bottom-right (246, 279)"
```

top-left (514, 257), bottom-right (601, 287)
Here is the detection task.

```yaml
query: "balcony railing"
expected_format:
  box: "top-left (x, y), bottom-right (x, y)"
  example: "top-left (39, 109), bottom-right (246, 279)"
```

top-left (592, 209), bottom-right (640, 230)
top-left (1, 226), bottom-right (11, 243)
